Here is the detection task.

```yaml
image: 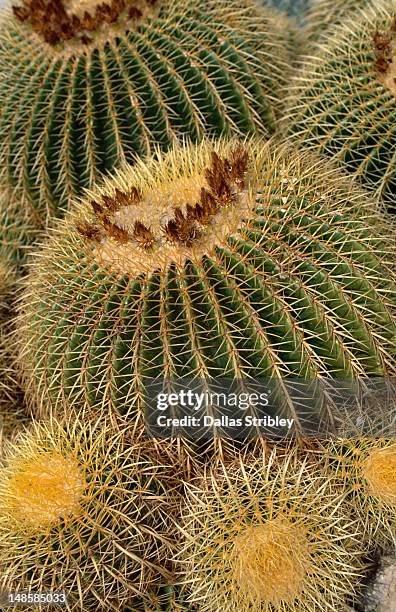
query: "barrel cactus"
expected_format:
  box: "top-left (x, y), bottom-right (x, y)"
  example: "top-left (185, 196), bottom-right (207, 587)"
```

top-left (0, 0), bottom-right (291, 264)
top-left (176, 446), bottom-right (365, 610)
top-left (286, 0), bottom-right (396, 212)
top-left (15, 137), bottom-right (396, 436)
top-left (322, 438), bottom-right (396, 547)
top-left (0, 410), bottom-right (180, 610)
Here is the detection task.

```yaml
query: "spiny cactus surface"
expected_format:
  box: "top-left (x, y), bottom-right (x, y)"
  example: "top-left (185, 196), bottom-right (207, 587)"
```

top-left (287, 0), bottom-right (396, 212)
top-left (0, 410), bottom-right (180, 610)
top-left (15, 138), bottom-right (396, 431)
top-left (306, 0), bottom-right (370, 38)
top-left (0, 0), bottom-right (290, 242)
top-left (323, 438), bottom-right (396, 547)
top-left (177, 446), bottom-right (365, 611)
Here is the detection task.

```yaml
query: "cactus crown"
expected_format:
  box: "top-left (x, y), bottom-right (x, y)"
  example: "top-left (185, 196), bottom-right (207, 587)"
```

top-left (12, 0), bottom-right (159, 46)
top-left (77, 143), bottom-right (252, 276)
top-left (362, 445), bottom-right (396, 505)
top-left (231, 517), bottom-right (310, 604)
top-left (2, 451), bottom-right (85, 528)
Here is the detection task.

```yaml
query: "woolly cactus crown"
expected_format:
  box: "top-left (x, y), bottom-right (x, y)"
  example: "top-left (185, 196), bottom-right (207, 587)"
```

top-left (15, 138), bottom-right (396, 434)
top-left (287, 0), bottom-right (396, 211)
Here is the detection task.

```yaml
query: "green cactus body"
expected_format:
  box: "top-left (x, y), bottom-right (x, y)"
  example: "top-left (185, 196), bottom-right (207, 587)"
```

top-left (0, 0), bottom-right (290, 248)
top-left (287, 0), bottom-right (396, 211)
top-left (16, 139), bottom-right (396, 429)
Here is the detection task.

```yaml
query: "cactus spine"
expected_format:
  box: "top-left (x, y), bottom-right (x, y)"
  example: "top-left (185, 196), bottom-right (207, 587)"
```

top-left (177, 446), bottom-right (365, 611)
top-left (286, 0), bottom-right (396, 211)
top-left (0, 0), bottom-right (291, 264)
top-left (0, 410), bottom-right (180, 610)
top-left (15, 138), bottom-right (396, 429)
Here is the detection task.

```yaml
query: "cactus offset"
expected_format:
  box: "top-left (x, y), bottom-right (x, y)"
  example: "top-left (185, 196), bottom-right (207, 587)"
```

top-left (287, 0), bottom-right (396, 212)
top-left (0, 410), bottom-right (180, 610)
top-left (176, 446), bottom-right (365, 611)
top-left (0, 0), bottom-right (292, 263)
top-left (15, 138), bottom-right (396, 431)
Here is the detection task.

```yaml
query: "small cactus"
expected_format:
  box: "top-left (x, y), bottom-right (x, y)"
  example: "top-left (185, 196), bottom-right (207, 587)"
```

top-left (0, 410), bottom-right (180, 610)
top-left (323, 438), bottom-right (396, 547)
top-left (176, 446), bottom-right (366, 610)
top-left (286, 0), bottom-right (396, 212)
top-left (15, 138), bottom-right (396, 433)
top-left (0, 0), bottom-right (292, 263)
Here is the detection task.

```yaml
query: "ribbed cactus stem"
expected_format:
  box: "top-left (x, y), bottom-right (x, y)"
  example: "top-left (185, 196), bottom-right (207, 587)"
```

top-left (0, 0), bottom-right (290, 264)
top-left (286, 0), bottom-right (396, 210)
top-left (178, 447), bottom-right (365, 611)
top-left (0, 413), bottom-right (180, 609)
top-left (322, 439), bottom-right (396, 547)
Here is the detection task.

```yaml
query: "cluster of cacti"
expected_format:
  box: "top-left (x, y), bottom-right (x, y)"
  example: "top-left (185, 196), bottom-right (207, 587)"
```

top-left (0, 0), bottom-right (395, 609)
top-left (0, 0), bottom-right (293, 264)
top-left (15, 139), bottom-right (396, 428)
top-left (287, 0), bottom-right (396, 212)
